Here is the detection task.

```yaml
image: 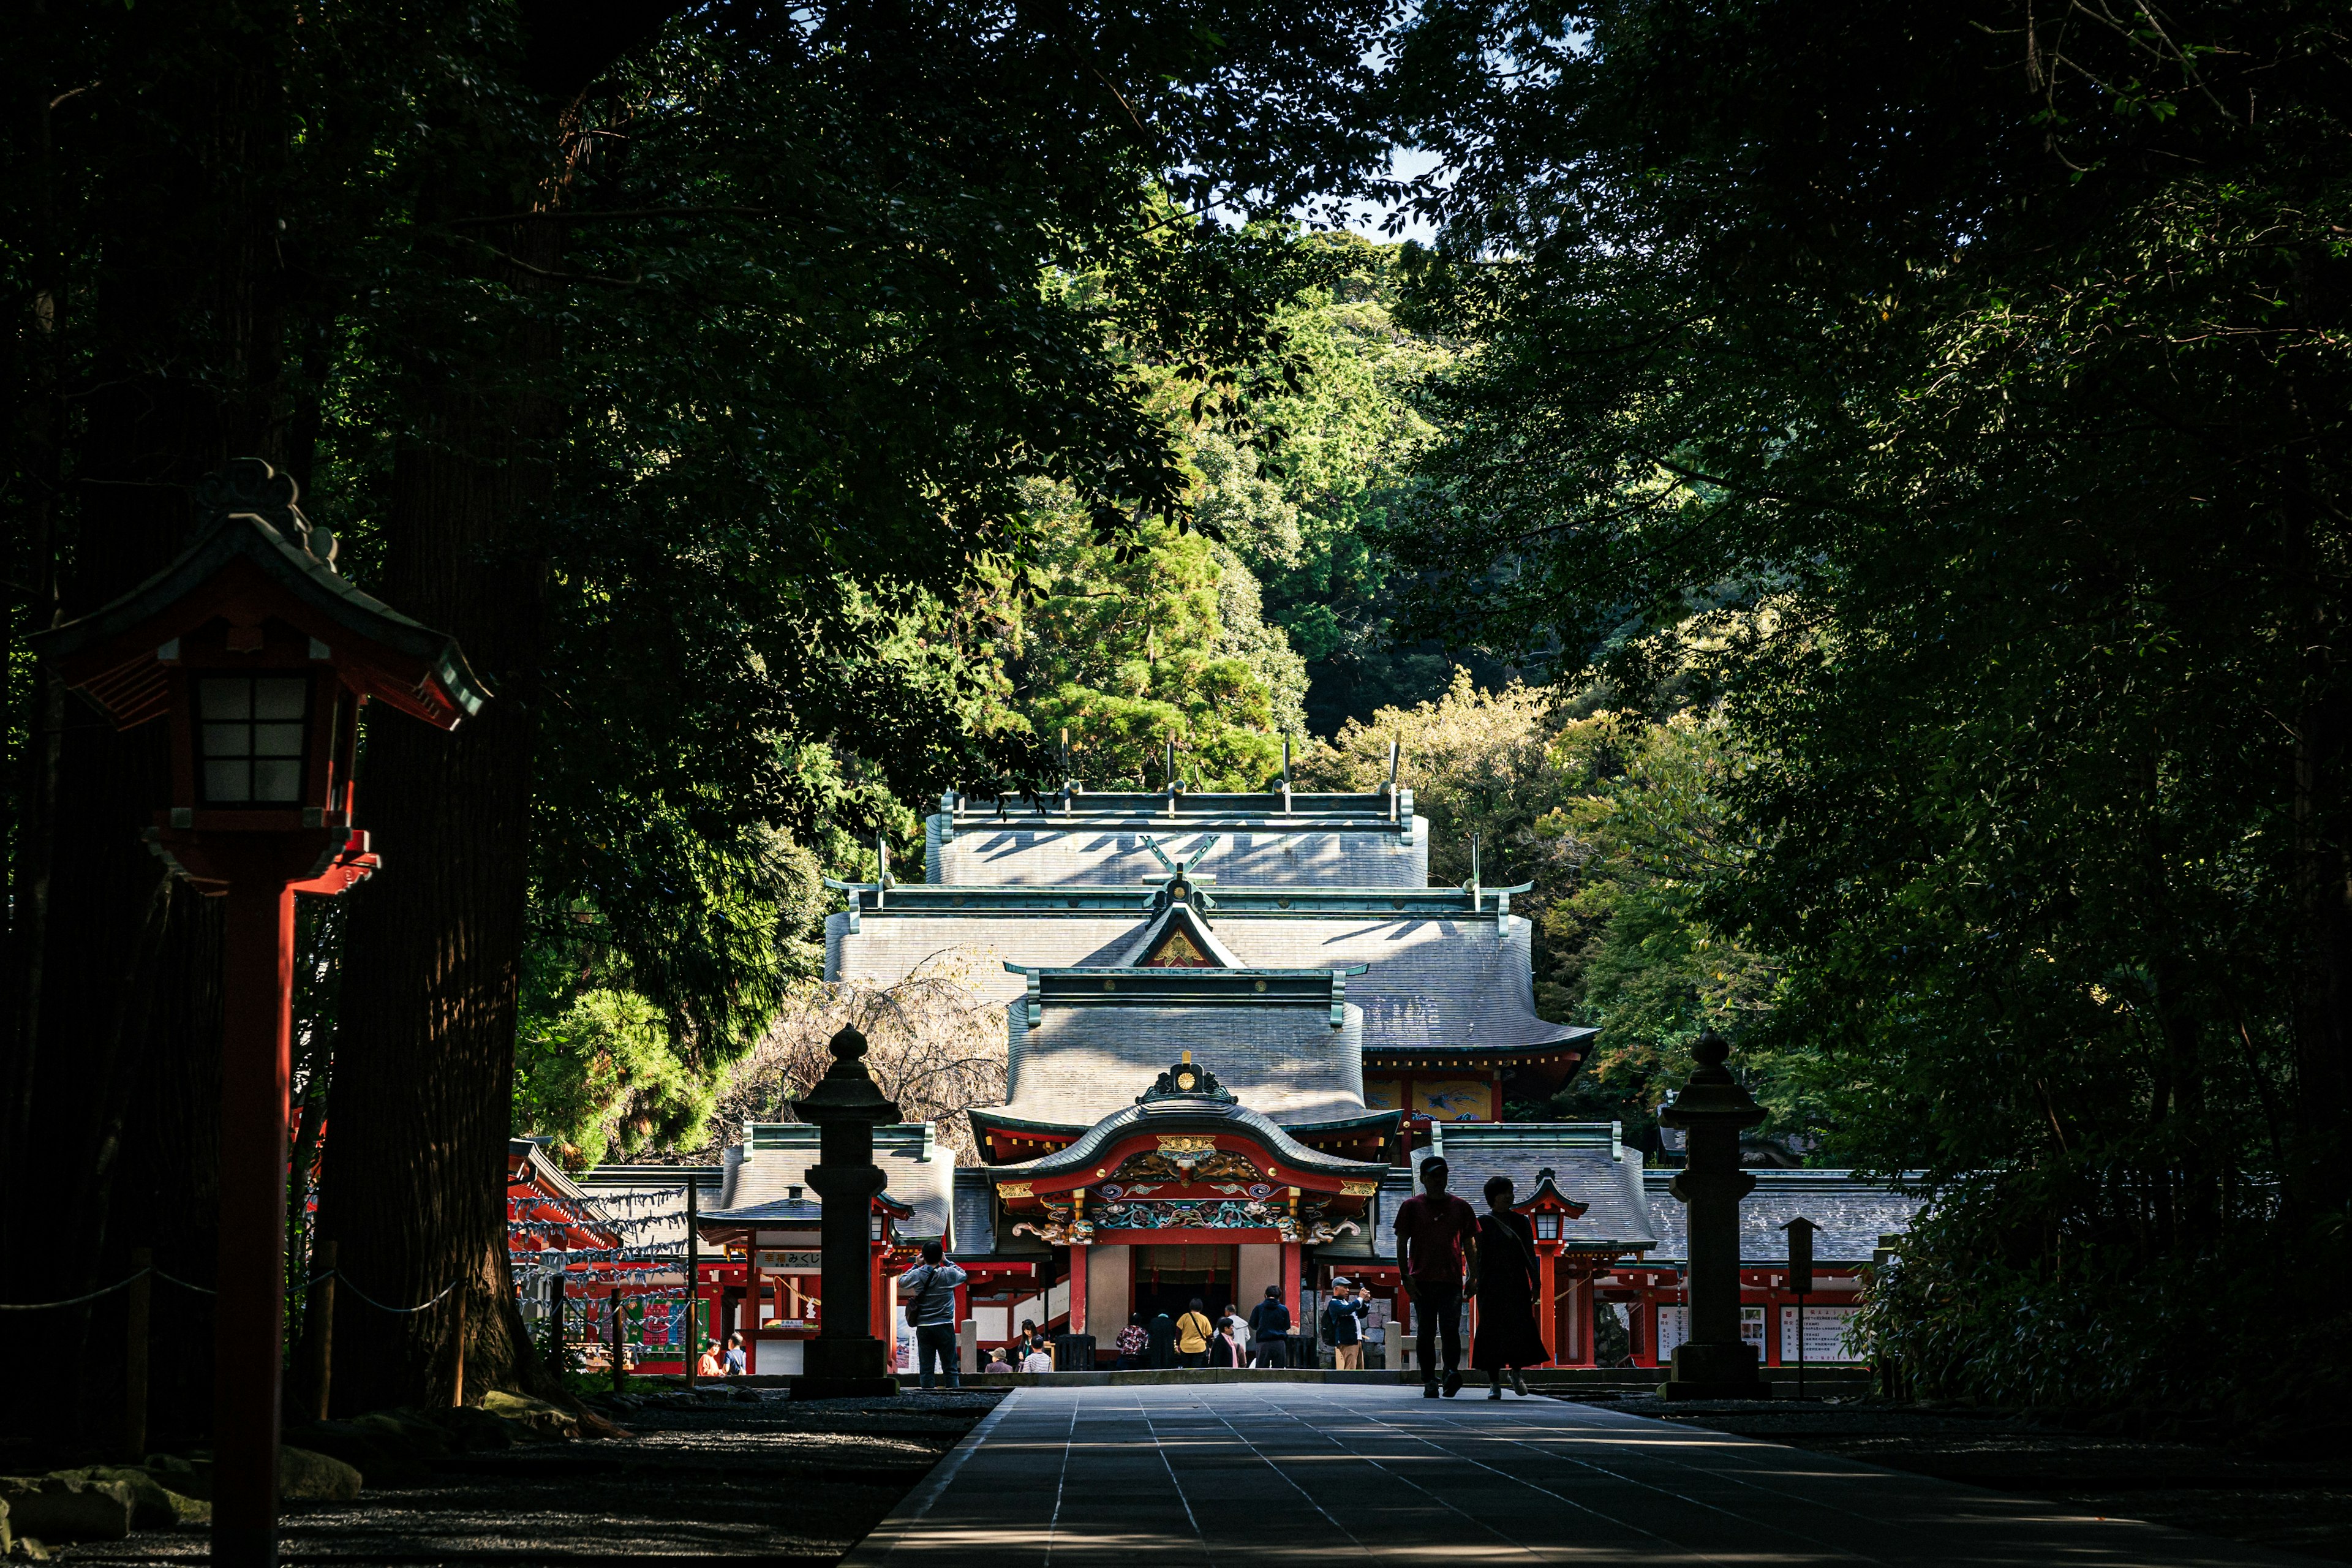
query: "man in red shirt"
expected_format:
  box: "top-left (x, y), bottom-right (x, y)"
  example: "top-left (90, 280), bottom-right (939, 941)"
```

top-left (1393, 1155), bottom-right (1480, 1396)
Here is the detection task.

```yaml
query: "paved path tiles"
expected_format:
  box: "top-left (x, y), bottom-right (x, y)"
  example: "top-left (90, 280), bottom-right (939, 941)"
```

top-left (841, 1382), bottom-right (2320, 1568)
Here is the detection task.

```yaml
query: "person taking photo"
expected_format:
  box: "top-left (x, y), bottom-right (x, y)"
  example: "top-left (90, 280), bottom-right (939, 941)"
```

top-left (1321, 1276), bottom-right (1370, 1370)
top-left (895, 1240), bottom-right (968, 1390)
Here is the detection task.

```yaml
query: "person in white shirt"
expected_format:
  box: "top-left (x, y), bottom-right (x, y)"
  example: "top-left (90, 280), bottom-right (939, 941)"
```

top-left (1020, 1344), bottom-right (1054, 1374)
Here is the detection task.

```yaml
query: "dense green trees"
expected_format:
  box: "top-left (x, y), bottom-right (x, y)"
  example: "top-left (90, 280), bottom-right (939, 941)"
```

top-left (1385, 0), bottom-right (2352, 1411)
top-left (5, 0), bottom-right (1397, 1423)
top-left (17, 0), bottom-right (2346, 1437)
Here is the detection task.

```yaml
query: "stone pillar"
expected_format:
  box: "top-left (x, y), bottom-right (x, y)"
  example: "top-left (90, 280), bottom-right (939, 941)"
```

top-left (1660, 1030), bottom-right (1767, 1400)
top-left (1281, 1241), bottom-right (1302, 1345)
top-left (792, 1026), bottom-right (903, 1400)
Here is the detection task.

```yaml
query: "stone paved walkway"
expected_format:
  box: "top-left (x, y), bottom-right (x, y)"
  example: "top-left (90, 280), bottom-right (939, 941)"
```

top-left (840, 1383), bottom-right (2324, 1567)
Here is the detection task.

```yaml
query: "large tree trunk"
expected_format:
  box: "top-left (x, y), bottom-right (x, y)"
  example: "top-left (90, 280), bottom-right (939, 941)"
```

top-left (306, 4), bottom-right (687, 1408)
top-left (1, 0), bottom-right (297, 1447)
top-left (315, 240), bottom-right (560, 1410)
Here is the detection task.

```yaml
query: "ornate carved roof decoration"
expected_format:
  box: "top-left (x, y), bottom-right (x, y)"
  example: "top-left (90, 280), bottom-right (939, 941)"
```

top-left (1136, 1051), bottom-right (1236, 1106)
top-left (1116, 898), bottom-right (1245, 969)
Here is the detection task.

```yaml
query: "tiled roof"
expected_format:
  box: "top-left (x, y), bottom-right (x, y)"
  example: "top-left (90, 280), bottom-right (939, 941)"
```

top-left (726, 1124), bottom-right (958, 1247)
top-left (1001, 1001), bottom-right (1366, 1125)
top-left (1315, 1125), bottom-right (1657, 1261)
top-left (988, 1096), bottom-right (1391, 1182)
top-left (1425, 1125), bottom-right (1658, 1252)
top-left (1640, 1170), bottom-right (1928, 1265)
top-left (929, 816), bottom-right (1430, 889)
top-left (828, 910), bottom-right (1581, 1061)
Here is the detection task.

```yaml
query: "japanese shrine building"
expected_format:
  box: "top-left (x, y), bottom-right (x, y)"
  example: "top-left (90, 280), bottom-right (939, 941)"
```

top-left (826, 782), bottom-right (1628, 1355)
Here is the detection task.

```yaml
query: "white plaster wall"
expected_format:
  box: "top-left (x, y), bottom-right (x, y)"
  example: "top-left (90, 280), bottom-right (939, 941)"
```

top-left (1237, 1243), bottom-right (1284, 1312)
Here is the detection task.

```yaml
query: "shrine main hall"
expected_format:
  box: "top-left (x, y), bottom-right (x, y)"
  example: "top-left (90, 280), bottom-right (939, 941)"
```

top-left (707, 777), bottom-right (1915, 1373)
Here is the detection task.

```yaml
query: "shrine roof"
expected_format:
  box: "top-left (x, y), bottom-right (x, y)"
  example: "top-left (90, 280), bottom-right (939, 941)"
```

top-left (1111, 900), bottom-right (1246, 968)
top-left (33, 482), bottom-right (487, 729)
top-left (1322, 1124), bottom-right (1660, 1261)
top-left (723, 1123), bottom-right (957, 1245)
top-left (941, 788), bottom-right (1413, 831)
top-left (984, 1094), bottom-right (1391, 1183)
top-left (1640, 1169), bottom-right (1928, 1266)
top-left (968, 1104), bottom-right (1400, 1161)
top-left (834, 884), bottom-right (1514, 920)
top-left (833, 906), bottom-right (1588, 1066)
top-left (929, 816), bottom-right (1430, 889)
top-left (1002, 999), bottom-right (1370, 1125)
top-left (1437, 1124), bottom-right (1657, 1252)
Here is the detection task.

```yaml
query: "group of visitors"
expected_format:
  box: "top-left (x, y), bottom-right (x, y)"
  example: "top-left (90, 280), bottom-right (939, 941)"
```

top-left (984, 1319), bottom-right (1055, 1374)
top-left (692, 1333), bottom-right (750, 1378)
top-left (890, 1153), bottom-right (1546, 1398)
top-left (1106, 1280), bottom-right (1303, 1370)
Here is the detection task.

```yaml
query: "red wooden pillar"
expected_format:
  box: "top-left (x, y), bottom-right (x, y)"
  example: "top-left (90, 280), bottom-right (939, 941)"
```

top-left (1535, 1245), bottom-right (1559, 1365)
top-left (214, 871), bottom-right (296, 1567)
top-left (1572, 1262), bottom-right (1598, 1367)
top-left (1068, 1246), bottom-right (1088, 1336)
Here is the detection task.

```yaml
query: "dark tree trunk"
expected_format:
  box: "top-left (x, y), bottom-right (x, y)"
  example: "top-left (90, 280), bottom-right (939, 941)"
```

top-left (316, 223), bottom-right (562, 1408)
top-left (307, 1), bottom-right (687, 1406)
top-left (1, 0), bottom-right (296, 1446)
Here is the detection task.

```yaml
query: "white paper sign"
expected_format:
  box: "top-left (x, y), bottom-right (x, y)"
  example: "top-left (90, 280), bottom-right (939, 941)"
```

top-left (1657, 1305), bottom-right (1765, 1357)
top-left (1780, 1305), bottom-right (1863, 1362)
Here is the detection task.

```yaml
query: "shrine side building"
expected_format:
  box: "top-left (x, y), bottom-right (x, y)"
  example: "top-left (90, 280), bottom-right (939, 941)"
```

top-left (796, 782), bottom-right (1919, 1371)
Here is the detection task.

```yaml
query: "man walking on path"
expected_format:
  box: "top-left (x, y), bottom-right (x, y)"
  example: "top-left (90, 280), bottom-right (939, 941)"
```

top-left (1321, 1276), bottom-right (1370, 1370)
top-left (897, 1241), bottom-right (968, 1390)
top-left (1394, 1154), bottom-right (1479, 1396)
top-left (1247, 1284), bottom-right (1291, 1368)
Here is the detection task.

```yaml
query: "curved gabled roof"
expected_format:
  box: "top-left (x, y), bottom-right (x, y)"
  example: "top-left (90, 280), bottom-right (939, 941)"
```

top-left (987, 1094), bottom-right (1391, 1183)
top-left (33, 464), bottom-right (486, 730)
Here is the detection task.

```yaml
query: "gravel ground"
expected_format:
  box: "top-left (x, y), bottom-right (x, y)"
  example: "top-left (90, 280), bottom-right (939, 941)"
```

top-left (58, 1388), bottom-right (1003, 1565)
top-left (1591, 1395), bottom-right (2352, 1562)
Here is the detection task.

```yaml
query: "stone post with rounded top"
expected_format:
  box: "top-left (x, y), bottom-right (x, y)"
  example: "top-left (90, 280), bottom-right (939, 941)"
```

top-left (792, 1025), bottom-right (903, 1399)
top-left (1659, 1028), bottom-right (1768, 1400)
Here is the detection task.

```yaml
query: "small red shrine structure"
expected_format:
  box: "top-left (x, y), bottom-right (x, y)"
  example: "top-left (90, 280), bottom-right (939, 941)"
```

top-left (692, 1191), bottom-right (914, 1376)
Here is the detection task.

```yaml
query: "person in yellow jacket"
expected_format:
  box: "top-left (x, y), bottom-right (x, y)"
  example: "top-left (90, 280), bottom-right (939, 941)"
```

top-left (1175, 1297), bottom-right (1215, 1368)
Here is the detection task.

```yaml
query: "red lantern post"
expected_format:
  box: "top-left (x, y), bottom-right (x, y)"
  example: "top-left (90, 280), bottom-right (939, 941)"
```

top-left (33, 459), bottom-right (486, 1568)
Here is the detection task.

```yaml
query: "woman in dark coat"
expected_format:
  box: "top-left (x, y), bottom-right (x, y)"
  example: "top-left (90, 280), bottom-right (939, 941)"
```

top-left (1146, 1310), bottom-right (1178, 1370)
top-left (1471, 1175), bottom-right (1546, 1397)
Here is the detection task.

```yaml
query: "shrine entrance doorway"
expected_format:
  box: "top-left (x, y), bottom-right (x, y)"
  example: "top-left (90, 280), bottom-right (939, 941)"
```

top-left (1131, 1243), bottom-right (1238, 1323)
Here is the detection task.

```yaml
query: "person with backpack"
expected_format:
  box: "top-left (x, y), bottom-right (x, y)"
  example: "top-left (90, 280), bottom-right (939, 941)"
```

top-left (1246, 1284), bottom-right (1292, 1367)
top-left (1321, 1276), bottom-right (1371, 1370)
top-left (895, 1240), bottom-right (969, 1390)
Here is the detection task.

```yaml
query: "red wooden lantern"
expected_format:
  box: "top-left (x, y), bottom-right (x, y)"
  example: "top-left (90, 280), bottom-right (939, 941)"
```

top-left (1514, 1166), bottom-right (1593, 1366)
top-left (33, 458), bottom-right (485, 1568)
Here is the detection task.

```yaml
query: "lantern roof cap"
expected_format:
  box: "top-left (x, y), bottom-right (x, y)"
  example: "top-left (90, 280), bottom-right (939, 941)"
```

top-left (31, 459), bottom-right (487, 731)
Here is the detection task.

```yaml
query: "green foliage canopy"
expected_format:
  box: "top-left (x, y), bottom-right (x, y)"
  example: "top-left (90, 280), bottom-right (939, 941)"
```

top-left (1384, 0), bottom-right (2352, 1409)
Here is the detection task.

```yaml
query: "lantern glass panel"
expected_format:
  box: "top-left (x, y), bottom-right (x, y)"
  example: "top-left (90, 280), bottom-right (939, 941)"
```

top-left (197, 675), bottom-right (310, 804)
top-left (1536, 1213), bottom-right (1561, 1240)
